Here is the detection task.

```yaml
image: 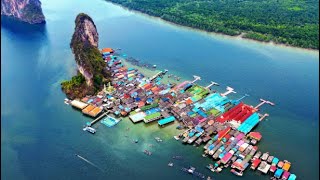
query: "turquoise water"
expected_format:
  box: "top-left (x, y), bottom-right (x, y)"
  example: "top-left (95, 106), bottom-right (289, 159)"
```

top-left (1, 0), bottom-right (319, 179)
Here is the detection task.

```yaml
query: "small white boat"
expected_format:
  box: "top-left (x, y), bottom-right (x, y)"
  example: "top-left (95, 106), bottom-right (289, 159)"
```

top-left (202, 154), bottom-right (208, 157)
top-left (188, 167), bottom-right (195, 174)
top-left (64, 98), bottom-right (70, 105)
top-left (216, 167), bottom-right (222, 173)
top-left (83, 126), bottom-right (96, 134)
top-left (168, 162), bottom-right (174, 167)
top-left (173, 136), bottom-right (180, 140)
top-left (155, 137), bottom-right (163, 142)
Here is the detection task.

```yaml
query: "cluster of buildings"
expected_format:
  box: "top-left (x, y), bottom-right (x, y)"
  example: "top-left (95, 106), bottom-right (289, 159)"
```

top-left (67, 48), bottom-right (296, 180)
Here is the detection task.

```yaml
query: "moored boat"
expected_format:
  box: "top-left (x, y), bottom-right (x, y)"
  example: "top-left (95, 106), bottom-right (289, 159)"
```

top-left (83, 126), bottom-right (96, 134)
top-left (281, 171), bottom-right (291, 180)
top-left (261, 152), bottom-right (269, 161)
top-left (274, 168), bottom-right (284, 179)
top-left (173, 135), bottom-right (180, 140)
top-left (272, 157), bottom-right (279, 166)
top-left (267, 156), bottom-right (274, 164)
top-left (206, 164), bottom-right (215, 172)
top-left (231, 168), bottom-right (243, 176)
top-left (252, 151), bottom-right (262, 161)
top-left (282, 160), bottom-right (291, 171)
top-left (251, 158), bottom-right (261, 170)
top-left (269, 165), bottom-right (277, 173)
top-left (277, 161), bottom-right (284, 168)
top-left (257, 161), bottom-right (271, 174)
top-left (144, 149), bottom-right (152, 155)
top-left (288, 174), bottom-right (296, 180)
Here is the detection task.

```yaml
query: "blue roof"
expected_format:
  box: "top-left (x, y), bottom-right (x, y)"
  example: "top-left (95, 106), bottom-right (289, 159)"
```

top-left (288, 174), bottom-right (296, 180)
top-left (158, 116), bottom-right (176, 126)
top-left (272, 157), bottom-right (279, 164)
top-left (237, 113), bottom-right (260, 134)
top-left (162, 97), bottom-right (169, 102)
top-left (275, 169), bottom-right (284, 178)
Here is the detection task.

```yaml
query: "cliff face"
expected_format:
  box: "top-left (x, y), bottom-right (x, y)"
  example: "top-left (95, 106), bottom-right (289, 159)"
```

top-left (70, 13), bottom-right (100, 87)
top-left (61, 13), bottom-right (110, 99)
top-left (1, 0), bottom-right (45, 24)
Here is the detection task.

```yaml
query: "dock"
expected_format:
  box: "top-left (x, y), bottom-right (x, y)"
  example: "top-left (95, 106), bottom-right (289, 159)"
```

top-left (88, 111), bottom-right (108, 127)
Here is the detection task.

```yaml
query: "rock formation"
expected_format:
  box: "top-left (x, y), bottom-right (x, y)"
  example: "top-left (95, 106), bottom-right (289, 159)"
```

top-left (61, 13), bottom-right (110, 99)
top-left (1, 0), bottom-right (45, 24)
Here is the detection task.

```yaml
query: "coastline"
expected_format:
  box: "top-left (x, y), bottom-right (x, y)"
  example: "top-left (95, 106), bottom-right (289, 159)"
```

top-left (104, 1), bottom-right (319, 55)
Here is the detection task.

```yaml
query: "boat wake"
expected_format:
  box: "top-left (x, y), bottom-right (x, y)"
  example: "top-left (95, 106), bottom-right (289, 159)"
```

top-left (75, 154), bottom-right (104, 172)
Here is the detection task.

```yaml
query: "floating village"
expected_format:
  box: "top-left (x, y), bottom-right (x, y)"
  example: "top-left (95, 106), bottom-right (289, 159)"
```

top-left (65, 48), bottom-right (297, 180)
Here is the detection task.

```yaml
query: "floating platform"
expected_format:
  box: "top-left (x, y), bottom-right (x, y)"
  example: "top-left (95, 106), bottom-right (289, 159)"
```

top-left (129, 112), bottom-right (146, 123)
top-left (101, 116), bottom-right (121, 127)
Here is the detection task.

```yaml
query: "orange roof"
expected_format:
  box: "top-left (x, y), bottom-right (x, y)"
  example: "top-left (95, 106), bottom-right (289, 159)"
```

top-left (138, 101), bottom-right (145, 107)
top-left (82, 105), bottom-right (95, 114)
top-left (186, 99), bottom-right (193, 105)
top-left (121, 111), bottom-right (127, 115)
top-left (101, 48), bottom-right (114, 53)
top-left (89, 107), bottom-right (102, 117)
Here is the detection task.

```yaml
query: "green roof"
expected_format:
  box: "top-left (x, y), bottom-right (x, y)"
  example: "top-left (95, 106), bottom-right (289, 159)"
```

top-left (140, 103), bottom-right (159, 111)
top-left (144, 112), bottom-right (161, 121)
top-left (209, 108), bottom-right (220, 116)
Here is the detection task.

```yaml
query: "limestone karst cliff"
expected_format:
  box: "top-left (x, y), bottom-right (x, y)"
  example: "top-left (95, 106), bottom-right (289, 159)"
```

top-left (61, 13), bottom-right (110, 99)
top-left (1, 0), bottom-right (45, 24)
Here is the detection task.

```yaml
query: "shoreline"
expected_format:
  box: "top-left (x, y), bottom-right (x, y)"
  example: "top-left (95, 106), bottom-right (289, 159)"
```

top-left (104, 1), bottom-right (319, 55)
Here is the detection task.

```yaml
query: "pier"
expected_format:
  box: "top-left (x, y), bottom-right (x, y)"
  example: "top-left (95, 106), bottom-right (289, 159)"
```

top-left (191, 75), bottom-right (201, 84)
top-left (254, 99), bottom-right (275, 110)
top-left (205, 81), bottom-right (219, 90)
top-left (221, 86), bottom-right (236, 96)
top-left (259, 113), bottom-right (269, 121)
top-left (88, 111), bottom-right (109, 127)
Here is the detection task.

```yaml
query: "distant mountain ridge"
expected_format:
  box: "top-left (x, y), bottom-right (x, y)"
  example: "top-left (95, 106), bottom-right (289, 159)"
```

top-left (1, 0), bottom-right (45, 24)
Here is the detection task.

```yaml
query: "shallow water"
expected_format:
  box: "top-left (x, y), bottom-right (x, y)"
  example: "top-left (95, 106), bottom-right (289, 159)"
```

top-left (1, 0), bottom-right (319, 179)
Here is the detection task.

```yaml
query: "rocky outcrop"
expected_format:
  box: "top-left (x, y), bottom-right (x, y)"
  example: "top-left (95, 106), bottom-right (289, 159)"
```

top-left (61, 13), bottom-right (110, 99)
top-left (70, 13), bottom-right (100, 87)
top-left (1, 0), bottom-right (45, 24)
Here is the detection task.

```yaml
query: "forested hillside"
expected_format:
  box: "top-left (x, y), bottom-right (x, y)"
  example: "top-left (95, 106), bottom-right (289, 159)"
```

top-left (107, 0), bottom-right (319, 49)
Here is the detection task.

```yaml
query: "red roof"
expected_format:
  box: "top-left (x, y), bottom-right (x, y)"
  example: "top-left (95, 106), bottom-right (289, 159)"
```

top-left (167, 94), bottom-right (174, 100)
top-left (123, 94), bottom-right (130, 99)
top-left (248, 132), bottom-right (262, 141)
top-left (252, 159), bottom-right (261, 168)
top-left (217, 127), bottom-right (231, 140)
top-left (215, 102), bottom-right (255, 123)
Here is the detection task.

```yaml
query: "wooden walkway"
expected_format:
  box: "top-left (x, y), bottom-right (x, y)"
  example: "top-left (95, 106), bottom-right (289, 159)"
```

top-left (89, 111), bottom-right (109, 126)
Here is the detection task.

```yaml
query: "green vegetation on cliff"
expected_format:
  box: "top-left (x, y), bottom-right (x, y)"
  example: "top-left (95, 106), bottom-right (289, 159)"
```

top-left (107, 0), bottom-right (319, 49)
top-left (61, 13), bottom-right (111, 99)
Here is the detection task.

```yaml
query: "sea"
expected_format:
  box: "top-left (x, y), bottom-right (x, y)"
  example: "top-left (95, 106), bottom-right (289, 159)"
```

top-left (1, 0), bottom-right (319, 179)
